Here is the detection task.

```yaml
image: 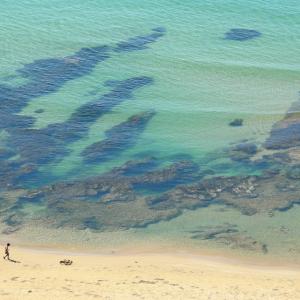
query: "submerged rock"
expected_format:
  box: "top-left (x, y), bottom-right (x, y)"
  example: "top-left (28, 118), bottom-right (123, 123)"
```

top-left (0, 148), bottom-right (15, 159)
top-left (133, 160), bottom-right (200, 190)
top-left (265, 103), bottom-right (300, 149)
top-left (114, 27), bottom-right (166, 52)
top-left (81, 110), bottom-right (156, 163)
top-left (0, 27), bottom-right (164, 120)
top-left (0, 160), bottom-right (38, 189)
top-left (229, 119), bottom-right (243, 127)
top-left (34, 109), bottom-right (44, 114)
top-left (225, 29), bottom-right (261, 41)
top-left (189, 224), bottom-right (239, 240)
top-left (6, 76), bottom-right (153, 167)
top-left (110, 156), bottom-right (159, 176)
top-left (189, 224), bottom-right (268, 254)
top-left (6, 92), bottom-right (300, 234)
top-left (0, 28), bottom-right (163, 182)
top-left (286, 164), bottom-right (300, 179)
top-left (12, 159), bottom-right (200, 230)
top-left (5, 156), bottom-right (300, 232)
top-left (228, 142), bottom-right (257, 161)
top-left (0, 45), bottom-right (110, 121)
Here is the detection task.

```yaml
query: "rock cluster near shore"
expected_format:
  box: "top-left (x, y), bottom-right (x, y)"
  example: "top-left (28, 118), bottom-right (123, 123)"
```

top-left (189, 224), bottom-right (268, 254)
top-left (2, 143), bottom-right (300, 235)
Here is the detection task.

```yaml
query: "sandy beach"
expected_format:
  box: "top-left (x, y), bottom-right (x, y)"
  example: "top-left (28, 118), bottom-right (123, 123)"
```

top-left (0, 247), bottom-right (299, 300)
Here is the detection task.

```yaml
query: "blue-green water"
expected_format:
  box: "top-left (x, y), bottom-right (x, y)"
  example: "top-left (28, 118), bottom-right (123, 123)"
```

top-left (0, 0), bottom-right (300, 262)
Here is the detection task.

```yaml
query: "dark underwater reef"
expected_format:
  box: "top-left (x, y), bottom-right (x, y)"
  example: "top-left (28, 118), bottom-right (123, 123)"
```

top-left (3, 135), bottom-right (300, 235)
top-left (7, 77), bottom-right (153, 165)
top-left (114, 27), bottom-right (166, 52)
top-left (1, 26), bottom-right (300, 255)
top-left (224, 28), bottom-right (261, 41)
top-left (81, 110), bottom-right (156, 163)
top-left (3, 93), bottom-right (300, 238)
top-left (0, 28), bottom-right (165, 188)
top-left (0, 27), bottom-right (164, 129)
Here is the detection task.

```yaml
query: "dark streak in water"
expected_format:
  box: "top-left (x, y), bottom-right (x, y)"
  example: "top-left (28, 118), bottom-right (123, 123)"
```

top-left (6, 76), bottom-right (153, 166)
top-left (0, 46), bottom-right (110, 129)
top-left (0, 27), bottom-right (165, 132)
top-left (82, 110), bottom-right (156, 163)
top-left (0, 27), bottom-right (165, 189)
top-left (114, 27), bottom-right (166, 52)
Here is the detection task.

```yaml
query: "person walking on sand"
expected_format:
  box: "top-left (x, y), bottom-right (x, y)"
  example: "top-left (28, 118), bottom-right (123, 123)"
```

top-left (3, 243), bottom-right (10, 260)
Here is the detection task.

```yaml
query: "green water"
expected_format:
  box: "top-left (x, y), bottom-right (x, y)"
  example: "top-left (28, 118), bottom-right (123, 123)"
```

top-left (0, 0), bottom-right (300, 261)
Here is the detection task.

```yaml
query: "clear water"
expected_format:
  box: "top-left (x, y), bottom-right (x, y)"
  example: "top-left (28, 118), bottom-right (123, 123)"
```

top-left (0, 0), bottom-right (300, 262)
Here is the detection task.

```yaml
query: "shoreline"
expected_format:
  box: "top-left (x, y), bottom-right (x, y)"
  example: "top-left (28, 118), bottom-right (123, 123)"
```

top-left (6, 243), bottom-right (300, 272)
top-left (1, 245), bottom-right (299, 299)
top-left (3, 202), bottom-right (300, 270)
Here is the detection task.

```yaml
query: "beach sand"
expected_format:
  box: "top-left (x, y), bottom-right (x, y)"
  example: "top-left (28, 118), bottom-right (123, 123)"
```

top-left (0, 247), bottom-right (299, 299)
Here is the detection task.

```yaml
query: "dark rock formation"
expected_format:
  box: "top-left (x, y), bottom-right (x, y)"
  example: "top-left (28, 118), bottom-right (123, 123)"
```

top-left (225, 29), bottom-right (261, 41)
top-left (114, 27), bottom-right (166, 52)
top-left (0, 27), bottom-right (164, 122)
top-left (132, 160), bottom-right (200, 191)
top-left (229, 118), bottom-right (243, 126)
top-left (0, 45), bottom-right (110, 132)
top-left (0, 148), bottom-right (15, 159)
top-left (81, 110), bottom-right (156, 163)
top-left (34, 109), bottom-right (44, 114)
top-left (0, 28), bottom-right (164, 183)
top-left (4, 150), bottom-right (300, 233)
top-left (7, 159), bottom-right (198, 230)
top-left (189, 224), bottom-right (268, 254)
top-left (0, 160), bottom-right (38, 189)
top-left (265, 102), bottom-right (300, 149)
top-left (5, 77), bottom-right (153, 167)
top-left (110, 156), bottom-right (159, 176)
top-left (189, 224), bottom-right (239, 240)
top-left (286, 164), bottom-right (300, 179)
top-left (228, 142), bottom-right (257, 161)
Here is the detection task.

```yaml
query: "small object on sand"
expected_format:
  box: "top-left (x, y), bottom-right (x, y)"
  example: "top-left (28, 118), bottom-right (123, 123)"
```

top-left (59, 259), bottom-right (73, 266)
top-left (229, 118), bottom-right (243, 127)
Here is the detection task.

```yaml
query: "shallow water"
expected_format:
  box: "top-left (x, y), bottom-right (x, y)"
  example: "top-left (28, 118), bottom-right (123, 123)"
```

top-left (0, 0), bottom-right (300, 262)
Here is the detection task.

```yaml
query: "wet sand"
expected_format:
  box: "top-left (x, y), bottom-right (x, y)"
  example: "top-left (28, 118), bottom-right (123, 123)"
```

top-left (0, 247), bottom-right (300, 299)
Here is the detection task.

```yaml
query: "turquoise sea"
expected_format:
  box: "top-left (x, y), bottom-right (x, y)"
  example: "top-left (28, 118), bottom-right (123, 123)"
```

top-left (0, 0), bottom-right (300, 263)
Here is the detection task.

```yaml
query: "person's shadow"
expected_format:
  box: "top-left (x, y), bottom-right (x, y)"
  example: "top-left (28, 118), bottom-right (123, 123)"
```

top-left (8, 258), bottom-right (21, 263)
top-left (4, 257), bottom-right (21, 263)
